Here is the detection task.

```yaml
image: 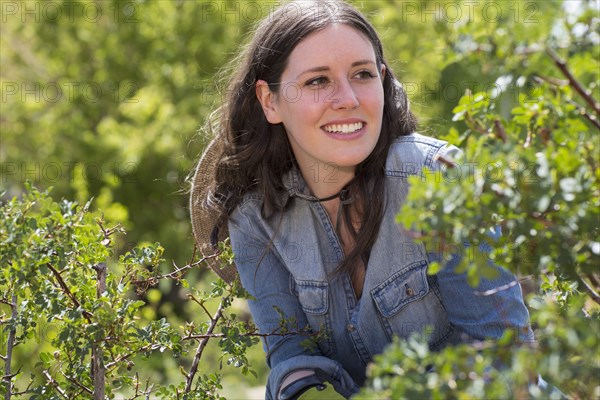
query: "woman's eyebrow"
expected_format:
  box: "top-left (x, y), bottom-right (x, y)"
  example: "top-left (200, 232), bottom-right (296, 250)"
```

top-left (296, 66), bottom-right (329, 80)
top-left (295, 59), bottom-right (377, 80)
top-left (351, 59), bottom-right (377, 68)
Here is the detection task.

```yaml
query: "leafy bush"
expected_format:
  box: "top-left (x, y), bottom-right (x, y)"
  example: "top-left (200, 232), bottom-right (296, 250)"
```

top-left (2, 1), bottom-right (598, 399)
top-left (359, 4), bottom-right (599, 398)
top-left (0, 184), bottom-right (259, 399)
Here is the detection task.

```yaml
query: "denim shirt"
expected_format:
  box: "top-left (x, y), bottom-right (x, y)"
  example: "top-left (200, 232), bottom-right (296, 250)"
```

top-left (228, 133), bottom-right (534, 399)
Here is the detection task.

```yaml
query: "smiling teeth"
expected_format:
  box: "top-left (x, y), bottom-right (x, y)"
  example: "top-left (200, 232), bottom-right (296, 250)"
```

top-left (324, 122), bottom-right (364, 133)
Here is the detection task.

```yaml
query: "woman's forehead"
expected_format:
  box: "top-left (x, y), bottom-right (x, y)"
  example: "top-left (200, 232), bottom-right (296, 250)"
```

top-left (284, 24), bottom-right (377, 75)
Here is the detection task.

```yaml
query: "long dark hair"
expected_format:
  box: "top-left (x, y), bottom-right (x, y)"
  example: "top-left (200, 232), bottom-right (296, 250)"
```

top-left (206, 0), bottom-right (417, 277)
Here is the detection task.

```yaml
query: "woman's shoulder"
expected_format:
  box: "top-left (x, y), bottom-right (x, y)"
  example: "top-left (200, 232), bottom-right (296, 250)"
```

top-left (227, 189), bottom-right (271, 243)
top-left (230, 189), bottom-right (264, 221)
top-left (386, 132), bottom-right (462, 173)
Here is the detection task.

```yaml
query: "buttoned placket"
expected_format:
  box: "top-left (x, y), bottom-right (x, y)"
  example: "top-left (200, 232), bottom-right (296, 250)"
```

top-left (310, 199), bottom-right (373, 365)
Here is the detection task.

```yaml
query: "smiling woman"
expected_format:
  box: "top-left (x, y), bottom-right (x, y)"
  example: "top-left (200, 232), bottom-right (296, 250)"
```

top-left (189, 1), bottom-right (535, 399)
top-left (255, 24), bottom-right (385, 197)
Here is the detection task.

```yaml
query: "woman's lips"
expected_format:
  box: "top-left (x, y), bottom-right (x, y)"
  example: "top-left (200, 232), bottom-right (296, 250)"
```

top-left (322, 121), bottom-right (364, 134)
top-left (321, 121), bottom-right (367, 140)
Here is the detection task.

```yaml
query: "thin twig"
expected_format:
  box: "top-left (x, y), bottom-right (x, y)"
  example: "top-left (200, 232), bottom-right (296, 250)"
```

top-left (92, 263), bottom-right (107, 400)
top-left (131, 255), bottom-right (218, 286)
top-left (184, 297), bottom-right (226, 393)
top-left (465, 113), bottom-right (489, 135)
top-left (587, 273), bottom-right (600, 290)
top-left (564, 98), bottom-right (600, 130)
top-left (42, 370), bottom-right (68, 399)
top-left (434, 154), bottom-right (457, 169)
top-left (187, 294), bottom-right (213, 319)
top-left (546, 47), bottom-right (600, 116)
top-left (104, 344), bottom-right (163, 370)
top-left (182, 331), bottom-right (311, 340)
top-left (61, 371), bottom-right (93, 395)
top-left (493, 119), bottom-right (508, 143)
top-left (3, 294), bottom-right (16, 400)
top-left (46, 262), bottom-right (92, 322)
top-left (9, 378), bottom-right (33, 397)
top-left (578, 275), bottom-right (600, 306)
top-left (474, 275), bottom-right (536, 296)
top-left (535, 74), bottom-right (569, 87)
top-left (535, 75), bottom-right (600, 130)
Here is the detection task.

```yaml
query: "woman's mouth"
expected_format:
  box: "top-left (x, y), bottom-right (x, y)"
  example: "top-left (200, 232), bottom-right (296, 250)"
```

top-left (322, 122), bottom-right (364, 134)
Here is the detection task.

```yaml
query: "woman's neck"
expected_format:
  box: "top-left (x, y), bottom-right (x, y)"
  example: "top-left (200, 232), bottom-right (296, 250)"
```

top-left (299, 161), bottom-right (355, 200)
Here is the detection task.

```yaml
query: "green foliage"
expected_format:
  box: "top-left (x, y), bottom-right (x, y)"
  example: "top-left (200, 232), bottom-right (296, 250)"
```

top-left (366, 0), bottom-right (599, 398)
top-left (1, 0), bottom-right (256, 267)
top-left (395, 2), bottom-right (598, 300)
top-left (358, 295), bottom-right (599, 399)
top-left (2, 0), bottom-right (599, 398)
top-left (0, 186), bottom-right (260, 399)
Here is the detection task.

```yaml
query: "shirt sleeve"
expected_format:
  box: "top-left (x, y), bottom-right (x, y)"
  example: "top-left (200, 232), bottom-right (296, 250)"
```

top-left (228, 200), bottom-right (360, 399)
top-left (428, 144), bottom-right (535, 343)
top-left (431, 247), bottom-right (535, 342)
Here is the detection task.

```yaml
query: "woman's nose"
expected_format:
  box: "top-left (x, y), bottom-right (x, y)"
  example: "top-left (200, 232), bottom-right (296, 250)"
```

top-left (330, 80), bottom-right (359, 110)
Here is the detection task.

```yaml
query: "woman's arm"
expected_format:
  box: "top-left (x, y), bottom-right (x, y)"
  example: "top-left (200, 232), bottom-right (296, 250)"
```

top-left (433, 248), bottom-right (534, 342)
top-left (228, 203), bottom-right (358, 399)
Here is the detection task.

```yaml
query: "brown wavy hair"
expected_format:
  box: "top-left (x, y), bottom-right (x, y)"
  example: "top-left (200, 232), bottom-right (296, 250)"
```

top-left (205, 0), bottom-right (417, 277)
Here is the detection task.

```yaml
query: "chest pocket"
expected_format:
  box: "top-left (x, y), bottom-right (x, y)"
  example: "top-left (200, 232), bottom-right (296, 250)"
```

top-left (291, 279), bottom-right (336, 356)
top-left (371, 260), bottom-right (429, 317)
top-left (295, 280), bottom-right (329, 314)
top-left (370, 260), bottom-right (453, 348)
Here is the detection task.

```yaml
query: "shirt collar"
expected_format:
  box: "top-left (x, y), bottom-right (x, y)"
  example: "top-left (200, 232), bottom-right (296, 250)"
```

top-left (281, 167), bottom-right (319, 204)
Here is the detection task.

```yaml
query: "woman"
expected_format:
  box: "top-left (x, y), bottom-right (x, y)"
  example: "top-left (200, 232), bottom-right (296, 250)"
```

top-left (190, 1), bottom-right (534, 398)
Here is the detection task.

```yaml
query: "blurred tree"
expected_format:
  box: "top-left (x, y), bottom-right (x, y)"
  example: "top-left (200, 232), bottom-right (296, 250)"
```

top-left (1, 0), bottom-right (258, 270)
top-left (1, 0), bottom-right (598, 398)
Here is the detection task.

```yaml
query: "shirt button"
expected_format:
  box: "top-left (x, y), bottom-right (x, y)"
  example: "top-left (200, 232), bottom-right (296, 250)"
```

top-left (347, 323), bottom-right (355, 332)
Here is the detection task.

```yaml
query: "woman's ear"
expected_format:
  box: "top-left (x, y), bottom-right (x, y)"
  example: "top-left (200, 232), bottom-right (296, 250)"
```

top-left (256, 80), bottom-right (282, 124)
top-left (380, 64), bottom-right (386, 82)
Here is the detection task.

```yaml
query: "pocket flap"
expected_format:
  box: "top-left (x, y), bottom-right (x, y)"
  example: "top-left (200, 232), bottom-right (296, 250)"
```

top-left (295, 280), bottom-right (329, 315)
top-left (371, 260), bottom-right (429, 318)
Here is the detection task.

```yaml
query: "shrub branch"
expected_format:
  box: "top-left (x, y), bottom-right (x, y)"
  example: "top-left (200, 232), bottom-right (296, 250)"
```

top-left (3, 294), bottom-right (17, 400)
top-left (546, 47), bottom-right (600, 116)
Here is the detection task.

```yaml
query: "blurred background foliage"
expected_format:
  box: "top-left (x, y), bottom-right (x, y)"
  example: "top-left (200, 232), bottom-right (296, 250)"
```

top-left (1, 0), bottom-right (598, 398)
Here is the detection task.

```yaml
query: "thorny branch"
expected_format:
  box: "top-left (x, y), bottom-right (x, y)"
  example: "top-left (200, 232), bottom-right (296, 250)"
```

top-left (42, 370), bottom-right (68, 400)
top-left (3, 294), bottom-right (17, 400)
top-left (578, 273), bottom-right (600, 306)
top-left (104, 344), bottom-right (164, 371)
top-left (9, 378), bottom-right (33, 398)
top-left (92, 263), bottom-right (107, 400)
top-left (546, 47), bottom-right (600, 117)
top-left (184, 297), bottom-right (226, 393)
top-left (183, 330), bottom-right (313, 340)
top-left (131, 254), bottom-right (220, 287)
top-left (534, 75), bottom-right (600, 130)
top-left (96, 220), bottom-right (124, 247)
top-left (565, 98), bottom-right (600, 130)
top-left (187, 293), bottom-right (213, 319)
top-left (46, 262), bottom-right (93, 322)
top-left (126, 373), bottom-right (156, 400)
top-left (61, 370), bottom-right (93, 396)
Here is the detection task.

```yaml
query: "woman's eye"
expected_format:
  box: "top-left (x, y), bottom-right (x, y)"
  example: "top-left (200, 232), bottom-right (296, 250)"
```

top-left (355, 70), bottom-right (376, 80)
top-left (305, 76), bottom-right (330, 87)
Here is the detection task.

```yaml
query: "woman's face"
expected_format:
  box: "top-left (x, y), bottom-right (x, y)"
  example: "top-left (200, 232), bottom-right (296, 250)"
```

top-left (257, 24), bottom-right (385, 180)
